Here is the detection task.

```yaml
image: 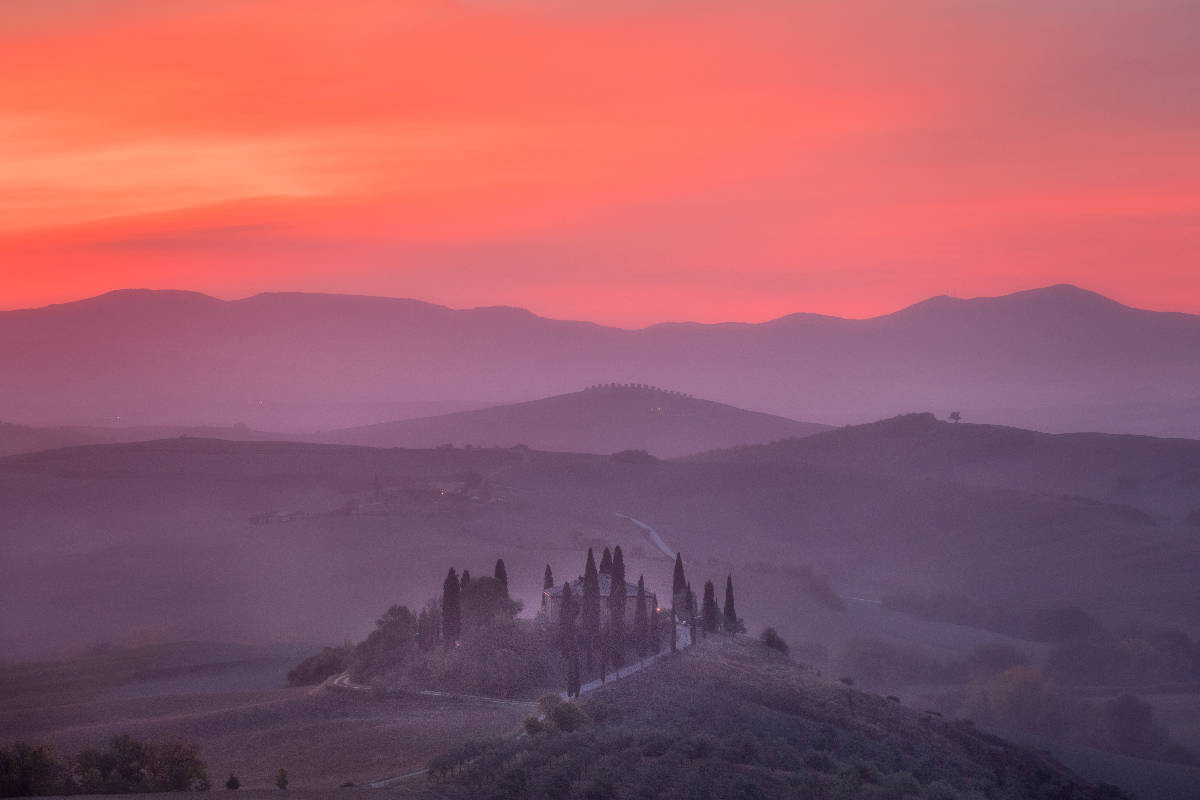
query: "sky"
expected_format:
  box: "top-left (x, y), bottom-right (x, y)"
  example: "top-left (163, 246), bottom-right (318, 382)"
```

top-left (1, 0), bottom-right (1198, 326)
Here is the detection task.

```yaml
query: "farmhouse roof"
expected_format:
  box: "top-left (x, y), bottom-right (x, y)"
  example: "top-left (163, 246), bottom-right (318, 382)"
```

top-left (544, 573), bottom-right (648, 598)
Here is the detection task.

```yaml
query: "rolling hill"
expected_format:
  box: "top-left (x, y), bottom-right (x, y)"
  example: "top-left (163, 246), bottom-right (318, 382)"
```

top-left (694, 412), bottom-right (1200, 520)
top-left (319, 384), bottom-right (829, 457)
top-left (5, 285), bottom-right (1200, 435)
top-left (433, 636), bottom-right (1138, 800)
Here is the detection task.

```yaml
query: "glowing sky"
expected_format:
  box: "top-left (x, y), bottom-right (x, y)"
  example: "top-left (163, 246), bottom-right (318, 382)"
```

top-left (2, 0), bottom-right (1198, 325)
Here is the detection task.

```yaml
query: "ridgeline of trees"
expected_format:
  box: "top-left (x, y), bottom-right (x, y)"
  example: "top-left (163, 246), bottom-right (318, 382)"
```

top-left (0, 735), bottom-right (207, 797)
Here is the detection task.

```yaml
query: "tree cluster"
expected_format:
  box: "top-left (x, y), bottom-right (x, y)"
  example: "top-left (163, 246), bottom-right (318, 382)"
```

top-left (0, 735), bottom-right (207, 797)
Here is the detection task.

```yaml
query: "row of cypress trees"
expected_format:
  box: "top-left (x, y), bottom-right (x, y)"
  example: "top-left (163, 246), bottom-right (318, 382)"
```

top-left (432, 558), bottom-right (510, 650)
top-left (552, 546), bottom-right (665, 697)
top-left (672, 552), bottom-right (743, 637)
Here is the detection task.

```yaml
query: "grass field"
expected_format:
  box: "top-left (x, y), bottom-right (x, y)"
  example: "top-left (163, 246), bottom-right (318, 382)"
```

top-left (0, 643), bottom-right (527, 791)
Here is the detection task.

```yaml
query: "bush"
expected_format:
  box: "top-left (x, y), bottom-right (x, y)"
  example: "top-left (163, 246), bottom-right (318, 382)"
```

top-left (549, 701), bottom-right (590, 733)
top-left (760, 628), bottom-right (789, 656)
top-left (287, 646), bottom-right (351, 686)
top-left (611, 450), bottom-right (658, 464)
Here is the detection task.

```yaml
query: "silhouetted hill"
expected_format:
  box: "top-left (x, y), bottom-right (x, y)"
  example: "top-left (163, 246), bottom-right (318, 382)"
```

top-left (695, 413), bottom-right (1200, 519)
top-left (5, 285), bottom-right (1200, 433)
top-left (0, 421), bottom-right (288, 457)
top-left (319, 385), bottom-right (829, 457)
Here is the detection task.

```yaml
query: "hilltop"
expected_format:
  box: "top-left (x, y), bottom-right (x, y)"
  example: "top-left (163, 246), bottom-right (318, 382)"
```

top-left (319, 384), bottom-right (828, 457)
top-left (431, 635), bottom-right (1129, 799)
top-left (5, 285), bottom-right (1200, 434)
top-left (694, 412), bottom-right (1200, 519)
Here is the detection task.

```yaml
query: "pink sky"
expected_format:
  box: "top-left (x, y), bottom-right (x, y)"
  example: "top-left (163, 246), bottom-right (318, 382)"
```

top-left (2, 0), bottom-right (1198, 325)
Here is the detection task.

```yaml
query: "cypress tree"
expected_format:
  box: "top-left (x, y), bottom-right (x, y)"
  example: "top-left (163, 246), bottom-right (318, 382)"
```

top-left (672, 552), bottom-right (686, 604)
top-left (599, 547), bottom-right (612, 575)
top-left (543, 564), bottom-right (554, 590)
top-left (686, 583), bottom-right (697, 645)
top-left (670, 609), bottom-right (677, 653)
top-left (568, 648), bottom-right (581, 698)
top-left (494, 559), bottom-right (508, 595)
top-left (558, 582), bottom-right (576, 659)
top-left (634, 575), bottom-right (648, 659)
top-left (702, 580), bottom-right (718, 635)
top-left (460, 569), bottom-right (471, 588)
top-left (723, 574), bottom-right (740, 634)
top-left (442, 568), bottom-right (461, 648)
top-left (581, 548), bottom-right (600, 671)
top-left (610, 546), bottom-right (627, 666)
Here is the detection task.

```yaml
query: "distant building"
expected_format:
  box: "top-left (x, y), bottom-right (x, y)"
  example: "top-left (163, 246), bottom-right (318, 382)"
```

top-left (542, 573), bottom-right (657, 623)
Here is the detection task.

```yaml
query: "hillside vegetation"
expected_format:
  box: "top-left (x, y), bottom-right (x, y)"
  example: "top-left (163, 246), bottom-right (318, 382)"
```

top-left (429, 636), bottom-right (1128, 800)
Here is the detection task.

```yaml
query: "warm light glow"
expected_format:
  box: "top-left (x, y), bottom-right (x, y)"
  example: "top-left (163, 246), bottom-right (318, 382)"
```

top-left (2, 1), bottom-right (1199, 324)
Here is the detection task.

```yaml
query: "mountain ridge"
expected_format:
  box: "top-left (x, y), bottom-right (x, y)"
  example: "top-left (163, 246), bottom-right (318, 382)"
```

top-left (5, 284), bottom-right (1200, 433)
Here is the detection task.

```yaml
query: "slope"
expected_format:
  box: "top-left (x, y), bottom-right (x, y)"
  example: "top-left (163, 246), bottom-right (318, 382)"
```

top-left (319, 384), bottom-right (829, 457)
top-left (694, 413), bottom-right (1200, 519)
top-left (431, 636), bottom-right (1133, 799)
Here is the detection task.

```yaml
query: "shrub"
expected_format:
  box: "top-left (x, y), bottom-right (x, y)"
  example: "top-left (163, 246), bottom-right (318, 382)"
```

top-left (286, 646), bottom-right (351, 686)
top-left (760, 627), bottom-right (789, 655)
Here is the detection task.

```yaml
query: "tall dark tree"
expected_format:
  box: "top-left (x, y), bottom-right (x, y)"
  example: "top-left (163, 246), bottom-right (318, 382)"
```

top-left (581, 548), bottom-right (601, 670)
top-left (702, 580), bottom-right (718, 635)
top-left (558, 582), bottom-right (577, 659)
top-left (442, 567), bottom-right (461, 648)
top-left (672, 552), bottom-right (686, 605)
top-left (686, 583), bottom-right (698, 644)
top-left (599, 547), bottom-right (613, 575)
top-left (494, 559), bottom-right (508, 595)
top-left (670, 609), bottom-right (678, 653)
top-left (723, 574), bottom-right (741, 634)
top-left (417, 609), bottom-right (430, 651)
top-left (567, 649), bottom-right (581, 698)
top-left (460, 569), bottom-right (471, 588)
top-left (543, 563), bottom-right (554, 591)
top-left (634, 575), bottom-right (649, 659)
top-left (609, 546), bottom-right (627, 666)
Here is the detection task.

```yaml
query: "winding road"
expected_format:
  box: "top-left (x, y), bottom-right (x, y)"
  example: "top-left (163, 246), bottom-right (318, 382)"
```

top-left (614, 512), bottom-right (679, 560)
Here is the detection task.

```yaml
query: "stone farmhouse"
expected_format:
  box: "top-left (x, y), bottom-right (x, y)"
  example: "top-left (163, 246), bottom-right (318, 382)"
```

top-left (542, 573), bottom-right (657, 624)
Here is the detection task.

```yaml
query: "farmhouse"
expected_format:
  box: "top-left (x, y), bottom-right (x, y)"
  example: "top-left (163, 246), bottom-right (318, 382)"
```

top-left (542, 573), bottom-right (657, 623)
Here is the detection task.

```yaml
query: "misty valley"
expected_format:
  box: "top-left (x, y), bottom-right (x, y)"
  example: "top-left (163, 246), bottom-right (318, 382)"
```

top-left (4, 345), bottom-right (1200, 798)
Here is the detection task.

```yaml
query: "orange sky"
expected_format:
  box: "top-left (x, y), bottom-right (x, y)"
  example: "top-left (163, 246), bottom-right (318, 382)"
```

top-left (2, 0), bottom-right (1198, 326)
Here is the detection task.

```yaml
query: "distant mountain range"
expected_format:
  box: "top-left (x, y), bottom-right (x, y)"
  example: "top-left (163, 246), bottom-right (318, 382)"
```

top-left (3, 285), bottom-right (1200, 435)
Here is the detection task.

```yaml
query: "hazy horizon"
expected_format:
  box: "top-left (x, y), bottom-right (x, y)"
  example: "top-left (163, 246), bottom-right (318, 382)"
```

top-left (3, 281), bottom-right (1191, 329)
